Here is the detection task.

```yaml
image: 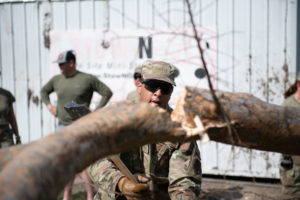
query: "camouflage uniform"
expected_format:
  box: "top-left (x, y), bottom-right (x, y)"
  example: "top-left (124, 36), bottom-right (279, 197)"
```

top-left (126, 90), bottom-right (139, 101)
top-left (280, 95), bottom-right (300, 196)
top-left (126, 66), bottom-right (142, 101)
top-left (89, 61), bottom-right (201, 199)
top-left (0, 88), bottom-right (15, 148)
top-left (89, 142), bottom-right (201, 200)
top-left (89, 105), bottom-right (201, 200)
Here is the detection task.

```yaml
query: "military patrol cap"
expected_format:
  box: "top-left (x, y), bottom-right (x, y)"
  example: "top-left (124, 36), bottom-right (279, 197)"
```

top-left (141, 60), bottom-right (179, 86)
top-left (297, 72), bottom-right (300, 81)
top-left (134, 66), bottom-right (142, 74)
top-left (54, 50), bottom-right (76, 64)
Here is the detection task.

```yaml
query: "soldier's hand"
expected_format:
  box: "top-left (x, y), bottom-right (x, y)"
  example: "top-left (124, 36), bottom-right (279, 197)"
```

top-left (47, 104), bottom-right (57, 116)
top-left (118, 176), bottom-right (151, 200)
top-left (15, 135), bottom-right (22, 144)
top-left (134, 173), bottom-right (151, 184)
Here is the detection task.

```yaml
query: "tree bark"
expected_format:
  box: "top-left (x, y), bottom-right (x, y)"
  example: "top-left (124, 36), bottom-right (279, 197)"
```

top-left (0, 144), bottom-right (29, 172)
top-left (1, 87), bottom-right (300, 199)
top-left (0, 101), bottom-right (187, 200)
top-left (172, 87), bottom-right (300, 156)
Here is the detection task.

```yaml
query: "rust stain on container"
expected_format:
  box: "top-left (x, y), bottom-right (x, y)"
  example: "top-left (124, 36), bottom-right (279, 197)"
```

top-left (27, 89), bottom-right (33, 107)
top-left (27, 89), bottom-right (40, 107)
top-left (43, 11), bottom-right (51, 49)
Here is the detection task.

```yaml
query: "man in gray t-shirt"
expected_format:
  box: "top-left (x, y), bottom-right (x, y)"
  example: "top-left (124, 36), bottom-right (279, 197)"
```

top-left (41, 50), bottom-right (113, 126)
top-left (40, 50), bottom-right (113, 200)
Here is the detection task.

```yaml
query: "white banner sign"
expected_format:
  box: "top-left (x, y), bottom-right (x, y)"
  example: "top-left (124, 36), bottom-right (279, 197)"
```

top-left (50, 29), bottom-right (216, 107)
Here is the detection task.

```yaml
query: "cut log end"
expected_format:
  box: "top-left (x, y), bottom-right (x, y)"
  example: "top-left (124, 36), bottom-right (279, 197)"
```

top-left (171, 88), bottom-right (208, 141)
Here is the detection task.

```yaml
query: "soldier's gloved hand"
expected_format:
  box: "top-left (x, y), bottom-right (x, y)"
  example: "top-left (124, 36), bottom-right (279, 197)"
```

top-left (118, 176), bottom-right (151, 200)
top-left (15, 135), bottom-right (22, 144)
top-left (134, 173), bottom-right (151, 184)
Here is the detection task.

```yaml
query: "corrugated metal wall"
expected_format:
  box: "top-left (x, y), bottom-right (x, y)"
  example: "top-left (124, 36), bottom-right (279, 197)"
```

top-left (0, 0), bottom-right (297, 178)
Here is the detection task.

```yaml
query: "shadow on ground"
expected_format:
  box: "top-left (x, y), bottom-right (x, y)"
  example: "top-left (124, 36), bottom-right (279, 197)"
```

top-left (200, 186), bottom-right (244, 200)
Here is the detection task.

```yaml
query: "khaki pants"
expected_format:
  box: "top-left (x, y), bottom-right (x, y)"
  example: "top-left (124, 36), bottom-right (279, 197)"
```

top-left (280, 155), bottom-right (300, 197)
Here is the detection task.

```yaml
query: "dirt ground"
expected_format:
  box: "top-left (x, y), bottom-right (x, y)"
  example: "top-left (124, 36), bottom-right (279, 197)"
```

top-left (200, 178), bottom-right (297, 200)
top-left (61, 176), bottom-right (299, 200)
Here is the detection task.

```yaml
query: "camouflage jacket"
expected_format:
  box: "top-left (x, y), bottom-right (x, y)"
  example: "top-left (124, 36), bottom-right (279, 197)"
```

top-left (280, 95), bottom-right (300, 196)
top-left (89, 140), bottom-right (202, 200)
top-left (126, 90), bottom-right (139, 101)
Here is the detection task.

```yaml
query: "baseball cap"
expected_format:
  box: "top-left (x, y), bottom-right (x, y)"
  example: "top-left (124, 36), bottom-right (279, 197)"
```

top-left (140, 60), bottom-right (179, 86)
top-left (54, 50), bottom-right (76, 64)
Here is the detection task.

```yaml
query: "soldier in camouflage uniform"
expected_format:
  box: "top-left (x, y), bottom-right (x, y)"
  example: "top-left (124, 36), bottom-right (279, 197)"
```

top-left (0, 87), bottom-right (21, 148)
top-left (88, 60), bottom-right (202, 200)
top-left (280, 72), bottom-right (300, 197)
top-left (126, 66), bottom-right (142, 101)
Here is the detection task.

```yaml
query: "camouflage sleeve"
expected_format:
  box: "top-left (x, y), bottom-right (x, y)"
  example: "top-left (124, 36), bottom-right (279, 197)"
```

top-left (168, 142), bottom-right (202, 200)
top-left (87, 158), bottom-right (125, 199)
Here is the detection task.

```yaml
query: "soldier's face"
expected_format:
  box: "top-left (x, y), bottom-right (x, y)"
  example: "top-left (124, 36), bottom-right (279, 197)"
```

top-left (133, 73), bottom-right (142, 87)
top-left (138, 80), bottom-right (173, 109)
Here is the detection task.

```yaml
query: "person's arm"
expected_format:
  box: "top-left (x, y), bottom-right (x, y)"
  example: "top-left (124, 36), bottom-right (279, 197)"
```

top-left (81, 170), bottom-right (94, 200)
top-left (40, 78), bottom-right (57, 116)
top-left (8, 105), bottom-right (21, 143)
top-left (91, 76), bottom-right (113, 109)
top-left (88, 157), bottom-right (149, 200)
top-left (168, 142), bottom-right (202, 200)
top-left (87, 158), bottom-right (125, 199)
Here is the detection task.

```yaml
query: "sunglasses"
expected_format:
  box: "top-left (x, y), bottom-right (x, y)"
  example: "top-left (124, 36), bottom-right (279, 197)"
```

top-left (134, 73), bottom-right (142, 80)
top-left (142, 80), bottom-right (173, 95)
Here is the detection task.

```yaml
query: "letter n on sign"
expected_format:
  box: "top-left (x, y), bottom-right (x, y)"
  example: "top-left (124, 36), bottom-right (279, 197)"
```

top-left (139, 37), bottom-right (152, 59)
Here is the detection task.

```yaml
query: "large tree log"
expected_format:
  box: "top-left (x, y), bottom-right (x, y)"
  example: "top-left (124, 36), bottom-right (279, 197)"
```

top-left (172, 87), bottom-right (300, 156)
top-left (2, 87), bottom-right (300, 199)
top-left (0, 102), bottom-right (191, 200)
top-left (0, 144), bottom-right (29, 172)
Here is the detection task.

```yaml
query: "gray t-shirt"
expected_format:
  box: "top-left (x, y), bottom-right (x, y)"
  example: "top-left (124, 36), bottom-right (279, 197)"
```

top-left (40, 71), bottom-right (113, 125)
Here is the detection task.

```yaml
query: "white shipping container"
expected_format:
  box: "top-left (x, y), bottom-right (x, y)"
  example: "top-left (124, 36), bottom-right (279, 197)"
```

top-left (0, 0), bottom-right (298, 179)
